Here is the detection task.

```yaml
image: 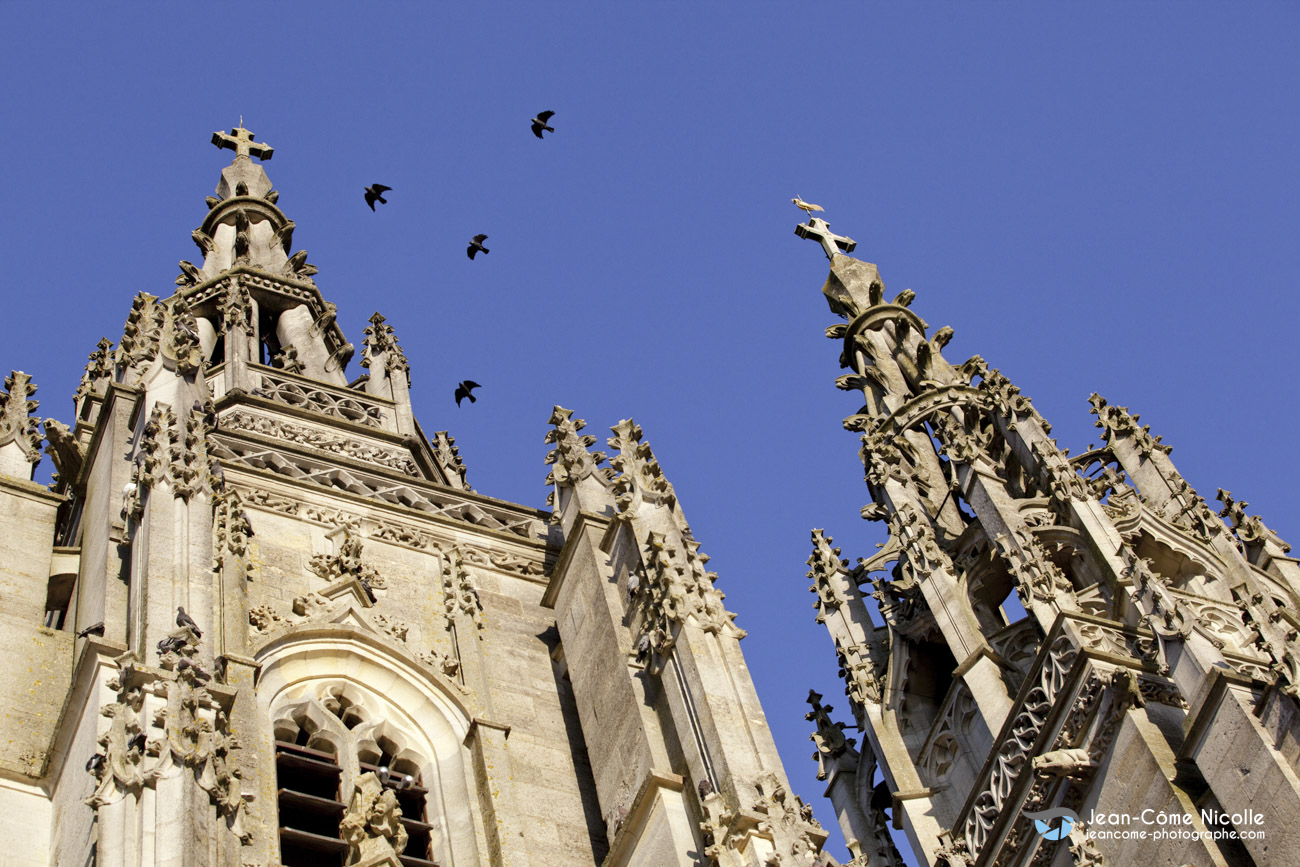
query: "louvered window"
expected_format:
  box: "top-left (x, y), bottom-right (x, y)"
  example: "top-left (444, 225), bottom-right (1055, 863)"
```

top-left (275, 738), bottom-right (347, 865)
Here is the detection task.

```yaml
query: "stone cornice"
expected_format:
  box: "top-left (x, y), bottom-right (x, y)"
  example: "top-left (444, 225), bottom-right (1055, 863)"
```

top-left (214, 433), bottom-right (550, 532)
top-left (0, 472), bottom-right (64, 505)
top-left (226, 464), bottom-right (553, 567)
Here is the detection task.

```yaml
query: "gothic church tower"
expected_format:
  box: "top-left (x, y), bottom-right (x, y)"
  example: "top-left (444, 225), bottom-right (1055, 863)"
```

top-left (796, 218), bottom-right (1300, 866)
top-left (0, 129), bottom-right (824, 867)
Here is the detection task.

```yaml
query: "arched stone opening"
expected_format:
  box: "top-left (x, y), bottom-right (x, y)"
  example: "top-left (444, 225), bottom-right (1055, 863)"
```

top-left (257, 627), bottom-right (480, 866)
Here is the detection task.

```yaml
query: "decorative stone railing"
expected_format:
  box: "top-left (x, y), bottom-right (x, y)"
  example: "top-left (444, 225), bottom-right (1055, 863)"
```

top-left (255, 367), bottom-right (389, 429)
top-left (953, 613), bottom-right (1159, 866)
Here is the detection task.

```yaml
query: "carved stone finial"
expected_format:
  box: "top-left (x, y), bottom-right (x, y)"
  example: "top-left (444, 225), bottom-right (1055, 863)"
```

top-left (211, 125), bottom-right (274, 161)
top-left (214, 487), bottom-right (255, 565)
top-left (795, 216), bottom-right (857, 260)
top-left (432, 431), bottom-right (468, 489)
top-left (0, 371), bottom-right (44, 476)
top-left (607, 419), bottom-right (678, 517)
top-left (361, 312), bottom-right (410, 384)
top-left (805, 689), bottom-right (858, 781)
top-left (807, 529), bottom-right (849, 622)
top-left (543, 406), bottom-right (613, 501)
top-left (75, 337), bottom-right (115, 404)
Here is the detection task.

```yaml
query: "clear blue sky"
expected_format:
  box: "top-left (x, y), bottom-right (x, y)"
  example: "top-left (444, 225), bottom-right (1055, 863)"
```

top-left (3, 4), bottom-right (1298, 862)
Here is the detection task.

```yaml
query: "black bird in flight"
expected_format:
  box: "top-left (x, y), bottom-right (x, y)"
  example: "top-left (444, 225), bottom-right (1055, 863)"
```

top-left (531, 110), bottom-right (555, 139)
top-left (467, 234), bottom-right (489, 259)
top-left (364, 184), bottom-right (392, 211)
top-left (455, 380), bottom-right (481, 407)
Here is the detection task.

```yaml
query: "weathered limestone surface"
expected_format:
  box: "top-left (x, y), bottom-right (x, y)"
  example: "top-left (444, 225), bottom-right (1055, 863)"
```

top-left (796, 221), bottom-right (1299, 867)
top-left (0, 129), bottom-right (807, 867)
top-left (0, 474), bottom-right (72, 778)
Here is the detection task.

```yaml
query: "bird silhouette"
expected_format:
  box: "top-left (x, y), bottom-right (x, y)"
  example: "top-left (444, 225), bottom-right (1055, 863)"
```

top-left (364, 184), bottom-right (392, 211)
top-left (792, 195), bottom-right (825, 217)
top-left (76, 622), bottom-right (105, 639)
top-left (176, 606), bottom-right (202, 638)
top-left (455, 381), bottom-right (481, 407)
top-left (531, 110), bottom-right (556, 139)
top-left (467, 234), bottom-right (489, 260)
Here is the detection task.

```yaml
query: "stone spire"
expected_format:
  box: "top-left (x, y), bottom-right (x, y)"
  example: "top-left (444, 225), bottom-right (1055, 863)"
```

top-left (797, 219), bottom-right (1300, 867)
top-left (181, 124), bottom-right (297, 284)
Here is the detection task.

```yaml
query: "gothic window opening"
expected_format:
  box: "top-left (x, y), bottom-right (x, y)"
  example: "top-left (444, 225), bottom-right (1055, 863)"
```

top-left (258, 307), bottom-right (282, 366)
top-left (275, 737), bottom-right (347, 866)
top-left (902, 639), bottom-right (957, 744)
top-left (359, 751), bottom-right (437, 866)
top-left (208, 329), bottom-right (226, 366)
top-left (274, 690), bottom-right (440, 867)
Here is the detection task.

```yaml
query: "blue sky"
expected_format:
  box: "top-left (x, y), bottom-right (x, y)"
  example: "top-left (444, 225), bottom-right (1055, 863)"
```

top-left (3, 4), bottom-right (1298, 862)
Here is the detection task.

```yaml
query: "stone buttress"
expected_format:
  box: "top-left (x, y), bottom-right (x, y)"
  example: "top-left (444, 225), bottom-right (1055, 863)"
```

top-left (544, 407), bottom-right (832, 865)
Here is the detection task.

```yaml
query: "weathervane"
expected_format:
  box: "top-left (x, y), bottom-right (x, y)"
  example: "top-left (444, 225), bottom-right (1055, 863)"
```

top-left (794, 207), bottom-right (856, 262)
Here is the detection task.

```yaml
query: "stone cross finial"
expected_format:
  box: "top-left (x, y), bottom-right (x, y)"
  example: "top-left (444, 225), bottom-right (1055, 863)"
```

top-left (211, 125), bottom-right (274, 161)
top-left (795, 217), bottom-right (856, 260)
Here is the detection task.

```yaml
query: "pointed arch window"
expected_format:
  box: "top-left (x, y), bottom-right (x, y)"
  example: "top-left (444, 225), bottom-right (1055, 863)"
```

top-left (274, 686), bottom-right (438, 866)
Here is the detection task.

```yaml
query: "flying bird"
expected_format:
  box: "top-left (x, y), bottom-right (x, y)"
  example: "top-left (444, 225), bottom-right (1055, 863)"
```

top-left (364, 184), bottom-right (392, 211)
top-left (454, 380), bottom-right (481, 407)
top-left (530, 110), bottom-right (556, 139)
top-left (176, 606), bottom-right (202, 638)
top-left (792, 196), bottom-right (825, 218)
top-left (467, 234), bottom-right (489, 259)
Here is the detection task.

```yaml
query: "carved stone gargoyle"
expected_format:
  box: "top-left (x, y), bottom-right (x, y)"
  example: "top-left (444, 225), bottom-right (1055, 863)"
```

top-left (340, 771), bottom-right (408, 867)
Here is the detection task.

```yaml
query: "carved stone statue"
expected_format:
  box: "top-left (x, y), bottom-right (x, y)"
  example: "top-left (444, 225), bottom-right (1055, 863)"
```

top-left (340, 771), bottom-right (408, 866)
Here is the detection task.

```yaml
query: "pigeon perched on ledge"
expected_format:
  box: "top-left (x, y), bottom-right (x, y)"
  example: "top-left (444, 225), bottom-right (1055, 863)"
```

top-left (176, 606), bottom-right (202, 638)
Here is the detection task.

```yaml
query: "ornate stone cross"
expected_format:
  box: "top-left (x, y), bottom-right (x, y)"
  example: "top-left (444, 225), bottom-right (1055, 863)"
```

top-left (795, 217), bottom-right (856, 260)
top-left (211, 125), bottom-right (274, 161)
